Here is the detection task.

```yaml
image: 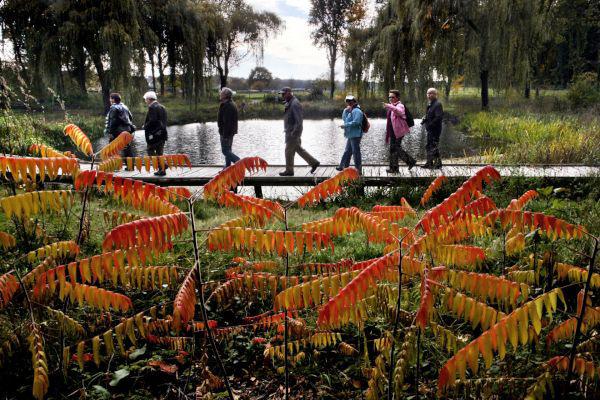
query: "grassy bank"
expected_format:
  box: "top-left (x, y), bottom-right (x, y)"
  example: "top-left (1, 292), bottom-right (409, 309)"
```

top-left (458, 110), bottom-right (600, 165)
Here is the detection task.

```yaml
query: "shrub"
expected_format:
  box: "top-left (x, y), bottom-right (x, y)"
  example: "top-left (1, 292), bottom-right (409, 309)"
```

top-left (567, 72), bottom-right (600, 109)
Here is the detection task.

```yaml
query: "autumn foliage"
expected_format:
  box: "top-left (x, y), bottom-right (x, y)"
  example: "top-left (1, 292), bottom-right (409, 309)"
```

top-left (0, 127), bottom-right (597, 400)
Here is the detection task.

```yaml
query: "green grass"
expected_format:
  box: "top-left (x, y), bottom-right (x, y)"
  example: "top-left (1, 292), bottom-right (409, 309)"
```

top-left (459, 111), bottom-right (600, 164)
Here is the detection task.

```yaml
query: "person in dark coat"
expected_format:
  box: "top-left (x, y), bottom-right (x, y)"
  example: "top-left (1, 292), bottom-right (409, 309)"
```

top-left (421, 88), bottom-right (444, 169)
top-left (279, 87), bottom-right (320, 176)
top-left (104, 92), bottom-right (135, 158)
top-left (142, 91), bottom-right (168, 176)
top-left (217, 87), bottom-right (240, 168)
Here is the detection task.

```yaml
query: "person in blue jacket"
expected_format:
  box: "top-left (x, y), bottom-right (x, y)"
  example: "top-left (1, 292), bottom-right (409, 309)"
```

top-left (336, 94), bottom-right (364, 174)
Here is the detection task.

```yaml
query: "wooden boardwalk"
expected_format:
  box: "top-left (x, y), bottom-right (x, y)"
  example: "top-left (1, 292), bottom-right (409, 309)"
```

top-left (109, 164), bottom-right (600, 187)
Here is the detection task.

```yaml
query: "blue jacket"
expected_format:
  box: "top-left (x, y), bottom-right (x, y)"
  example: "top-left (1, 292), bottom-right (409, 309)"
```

top-left (342, 106), bottom-right (364, 139)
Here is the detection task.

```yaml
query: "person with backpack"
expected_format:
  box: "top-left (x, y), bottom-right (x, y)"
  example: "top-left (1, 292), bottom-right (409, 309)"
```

top-left (104, 93), bottom-right (135, 158)
top-left (336, 94), bottom-right (365, 174)
top-left (142, 91), bottom-right (168, 176)
top-left (383, 89), bottom-right (416, 172)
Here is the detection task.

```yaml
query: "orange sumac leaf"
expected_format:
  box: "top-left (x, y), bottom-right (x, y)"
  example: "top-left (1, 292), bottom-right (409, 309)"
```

top-left (484, 209), bottom-right (587, 240)
top-left (415, 269), bottom-right (434, 331)
top-left (0, 231), bottom-right (16, 250)
top-left (203, 157), bottom-right (268, 199)
top-left (207, 228), bottom-right (333, 255)
top-left (418, 165), bottom-right (501, 233)
top-left (99, 132), bottom-right (133, 159)
top-left (420, 175), bottom-right (447, 206)
top-left (102, 213), bottom-right (189, 253)
top-left (297, 167), bottom-right (360, 207)
top-left (0, 156), bottom-right (79, 182)
top-left (64, 124), bottom-right (93, 156)
top-left (0, 272), bottom-right (19, 308)
top-left (547, 356), bottom-right (600, 380)
top-left (28, 144), bottom-right (72, 158)
top-left (28, 323), bottom-right (49, 400)
top-left (507, 190), bottom-right (538, 210)
top-left (173, 269), bottom-right (196, 331)
top-left (98, 156), bottom-right (123, 172)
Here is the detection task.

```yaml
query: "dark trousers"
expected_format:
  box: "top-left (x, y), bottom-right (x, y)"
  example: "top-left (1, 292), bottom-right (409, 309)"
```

top-left (339, 137), bottom-right (362, 173)
top-left (389, 134), bottom-right (415, 170)
top-left (147, 140), bottom-right (166, 171)
top-left (284, 135), bottom-right (319, 173)
top-left (220, 134), bottom-right (240, 167)
top-left (425, 129), bottom-right (442, 166)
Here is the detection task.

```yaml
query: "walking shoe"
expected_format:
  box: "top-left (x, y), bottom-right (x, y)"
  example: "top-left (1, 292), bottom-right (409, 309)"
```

top-left (154, 170), bottom-right (166, 176)
top-left (310, 162), bottom-right (320, 174)
top-left (335, 166), bottom-right (344, 172)
top-left (408, 162), bottom-right (416, 171)
top-left (279, 171), bottom-right (294, 177)
top-left (386, 168), bottom-right (399, 173)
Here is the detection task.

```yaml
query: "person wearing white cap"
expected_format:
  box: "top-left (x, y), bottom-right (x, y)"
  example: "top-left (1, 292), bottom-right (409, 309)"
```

top-left (142, 91), bottom-right (168, 176)
top-left (336, 94), bottom-right (364, 174)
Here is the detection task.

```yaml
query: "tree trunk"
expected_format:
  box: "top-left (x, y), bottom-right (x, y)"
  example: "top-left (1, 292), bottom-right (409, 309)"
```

top-left (157, 45), bottom-right (165, 97)
top-left (90, 51), bottom-right (111, 113)
top-left (148, 49), bottom-right (157, 92)
top-left (480, 69), bottom-right (489, 110)
top-left (328, 48), bottom-right (336, 99)
top-left (444, 78), bottom-right (452, 101)
top-left (167, 41), bottom-right (177, 97)
top-left (524, 80), bottom-right (531, 99)
top-left (74, 46), bottom-right (87, 95)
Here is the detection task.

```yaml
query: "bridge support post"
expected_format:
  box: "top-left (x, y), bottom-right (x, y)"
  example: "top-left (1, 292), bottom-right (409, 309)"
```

top-left (254, 185), bottom-right (263, 198)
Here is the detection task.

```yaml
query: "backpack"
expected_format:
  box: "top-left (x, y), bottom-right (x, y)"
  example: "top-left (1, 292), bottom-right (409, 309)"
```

top-left (404, 105), bottom-right (415, 127)
top-left (361, 110), bottom-right (370, 133)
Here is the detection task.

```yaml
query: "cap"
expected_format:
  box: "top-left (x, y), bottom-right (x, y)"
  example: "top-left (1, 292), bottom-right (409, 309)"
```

top-left (278, 87), bottom-right (292, 94)
top-left (143, 91), bottom-right (157, 100)
top-left (345, 94), bottom-right (356, 101)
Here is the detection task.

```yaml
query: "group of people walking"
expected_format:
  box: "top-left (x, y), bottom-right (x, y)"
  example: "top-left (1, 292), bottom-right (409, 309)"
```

top-left (104, 86), bottom-right (444, 177)
top-left (104, 90), bottom-right (168, 176)
top-left (217, 86), bottom-right (444, 176)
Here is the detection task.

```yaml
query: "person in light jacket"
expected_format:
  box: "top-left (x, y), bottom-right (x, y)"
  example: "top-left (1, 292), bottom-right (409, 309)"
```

top-left (336, 94), bottom-right (363, 174)
top-left (383, 89), bottom-right (416, 172)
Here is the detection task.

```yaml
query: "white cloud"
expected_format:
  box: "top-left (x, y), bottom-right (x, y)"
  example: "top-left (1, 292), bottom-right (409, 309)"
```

top-left (231, 2), bottom-right (346, 80)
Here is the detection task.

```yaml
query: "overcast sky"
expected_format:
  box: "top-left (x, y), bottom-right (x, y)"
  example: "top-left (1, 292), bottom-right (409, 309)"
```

top-left (233, 0), bottom-right (374, 80)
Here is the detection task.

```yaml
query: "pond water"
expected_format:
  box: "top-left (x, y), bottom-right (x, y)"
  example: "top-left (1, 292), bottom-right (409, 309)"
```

top-left (93, 118), bottom-right (477, 166)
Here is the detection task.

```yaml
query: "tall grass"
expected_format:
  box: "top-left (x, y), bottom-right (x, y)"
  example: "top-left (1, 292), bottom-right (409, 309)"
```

top-left (461, 111), bottom-right (600, 165)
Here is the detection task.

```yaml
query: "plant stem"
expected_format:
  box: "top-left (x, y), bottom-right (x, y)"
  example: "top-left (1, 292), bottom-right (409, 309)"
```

top-left (76, 156), bottom-right (95, 245)
top-left (387, 241), bottom-right (403, 400)
top-left (567, 238), bottom-right (598, 382)
top-left (283, 207), bottom-right (290, 400)
top-left (189, 200), bottom-right (234, 399)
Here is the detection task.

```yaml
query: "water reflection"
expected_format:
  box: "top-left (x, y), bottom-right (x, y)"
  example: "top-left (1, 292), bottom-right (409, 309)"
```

top-left (93, 118), bottom-right (476, 166)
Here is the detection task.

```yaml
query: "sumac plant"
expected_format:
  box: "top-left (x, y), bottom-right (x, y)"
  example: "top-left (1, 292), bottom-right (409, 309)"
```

top-left (0, 125), bottom-right (598, 400)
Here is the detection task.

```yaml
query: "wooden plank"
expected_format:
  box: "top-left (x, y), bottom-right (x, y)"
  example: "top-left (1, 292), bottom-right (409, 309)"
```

top-left (67, 163), bottom-right (600, 187)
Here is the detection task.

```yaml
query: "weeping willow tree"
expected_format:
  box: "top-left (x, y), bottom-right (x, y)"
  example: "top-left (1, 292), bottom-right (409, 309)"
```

top-left (205, 0), bottom-right (281, 89)
top-left (344, 26), bottom-right (373, 99)
top-left (365, 0), bottom-right (435, 106)
top-left (350, 0), bottom-right (555, 109)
